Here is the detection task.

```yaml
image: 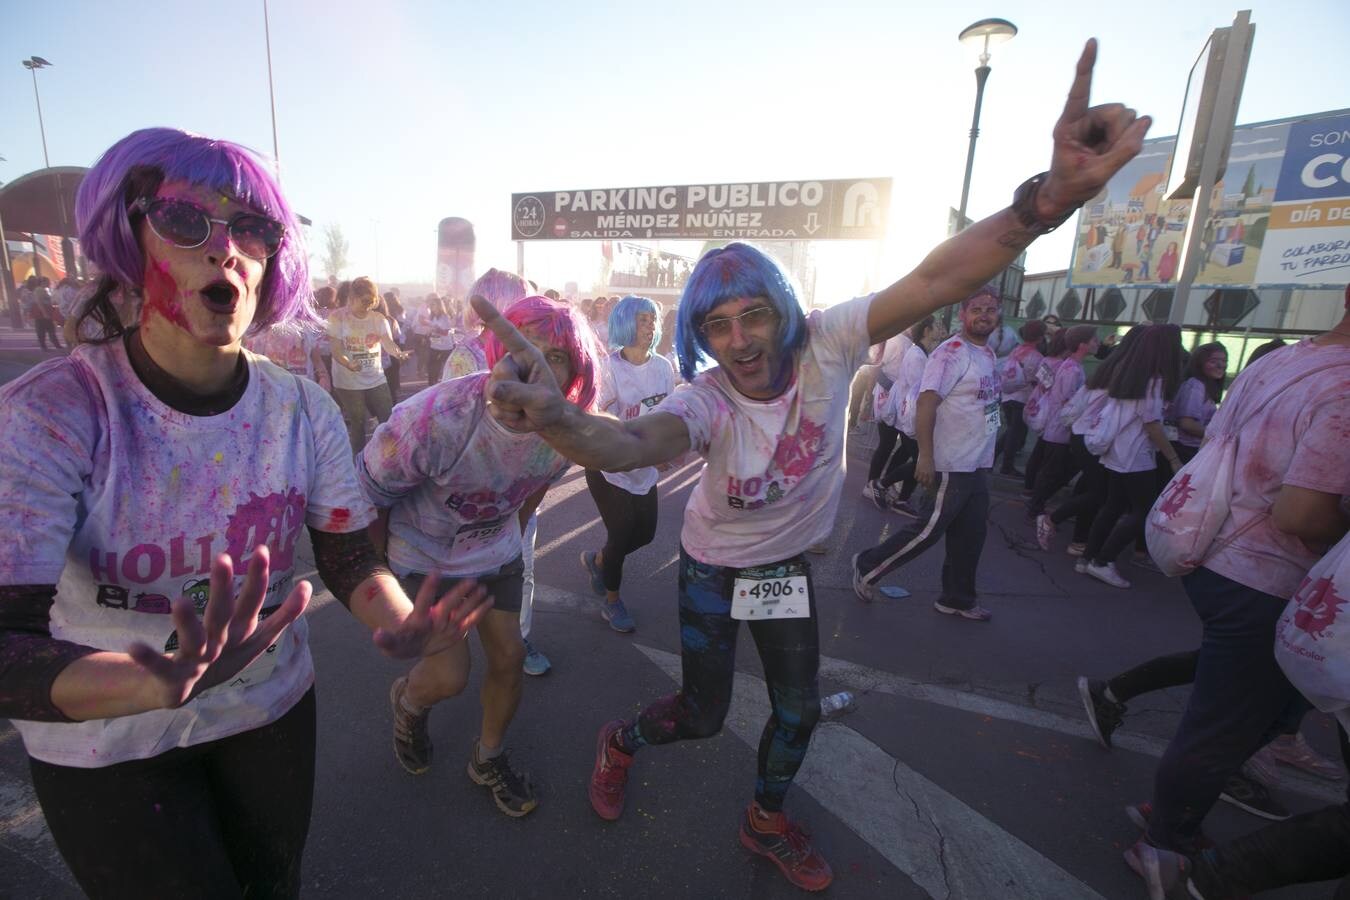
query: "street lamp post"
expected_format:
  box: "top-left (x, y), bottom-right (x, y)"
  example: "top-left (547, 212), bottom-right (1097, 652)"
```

top-left (22, 57), bottom-right (52, 168)
top-left (948, 19), bottom-right (1017, 328)
top-left (21, 55), bottom-right (74, 280)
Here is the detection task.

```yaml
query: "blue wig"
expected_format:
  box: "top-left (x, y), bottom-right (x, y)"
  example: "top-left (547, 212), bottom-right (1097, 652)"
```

top-left (607, 295), bottom-right (661, 352)
top-left (674, 243), bottom-right (805, 381)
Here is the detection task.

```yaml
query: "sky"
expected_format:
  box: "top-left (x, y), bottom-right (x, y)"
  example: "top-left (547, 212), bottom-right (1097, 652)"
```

top-left (4, 0), bottom-right (1348, 300)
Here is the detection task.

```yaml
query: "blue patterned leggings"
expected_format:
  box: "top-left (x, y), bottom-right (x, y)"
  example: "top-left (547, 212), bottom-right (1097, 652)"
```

top-left (630, 548), bottom-right (821, 811)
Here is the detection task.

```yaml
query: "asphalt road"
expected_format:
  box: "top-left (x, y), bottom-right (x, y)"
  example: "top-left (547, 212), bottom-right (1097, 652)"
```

top-left (0, 330), bottom-right (1343, 898)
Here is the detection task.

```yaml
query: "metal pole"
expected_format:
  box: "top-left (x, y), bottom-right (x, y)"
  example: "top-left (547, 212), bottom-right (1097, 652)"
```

top-left (516, 241), bottom-right (525, 278)
top-left (263, 0), bottom-right (281, 179)
top-left (1170, 11), bottom-right (1254, 326)
top-left (30, 67), bottom-right (51, 168)
top-left (946, 63), bottom-right (990, 330)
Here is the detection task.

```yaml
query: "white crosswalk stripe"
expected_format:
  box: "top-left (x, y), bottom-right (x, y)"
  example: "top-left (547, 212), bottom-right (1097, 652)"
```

top-left (635, 642), bottom-right (1106, 899)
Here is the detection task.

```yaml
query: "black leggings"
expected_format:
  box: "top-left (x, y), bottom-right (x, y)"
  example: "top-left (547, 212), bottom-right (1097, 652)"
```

top-left (584, 469), bottom-right (659, 592)
top-left (625, 549), bottom-right (820, 812)
top-left (1050, 435), bottom-right (1107, 543)
top-left (1027, 440), bottom-right (1076, 516)
top-left (1085, 468), bottom-right (1156, 565)
top-left (868, 423), bottom-right (918, 489)
top-left (29, 688), bottom-right (316, 900)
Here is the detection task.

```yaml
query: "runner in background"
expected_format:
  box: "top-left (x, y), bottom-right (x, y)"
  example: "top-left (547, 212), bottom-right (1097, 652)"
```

top-left (471, 41), bottom-right (1150, 883)
top-left (313, 284), bottom-right (336, 387)
top-left (852, 288), bottom-right (1002, 621)
top-left (244, 322), bottom-right (331, 392)
top-left (581, 295), bottom-right (676, 633)
top-left (359, 295), bottom-right (602, 817)
top-left (327, 276), bottom-right (408, 452)
top-left (861, 328), bottom-right (912, 508)
top-left (422, 295), bottom-right (455, 385)
top-left (994, 320), bottom-right (1046, 478)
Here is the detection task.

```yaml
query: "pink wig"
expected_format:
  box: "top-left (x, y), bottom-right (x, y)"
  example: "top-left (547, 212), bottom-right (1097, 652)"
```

top-left (484, 296), bottom-right (601, 411)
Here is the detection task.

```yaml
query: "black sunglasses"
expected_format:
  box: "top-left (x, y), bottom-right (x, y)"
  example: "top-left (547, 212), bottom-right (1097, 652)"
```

top-left (133, 197), bottom-right (286, 260)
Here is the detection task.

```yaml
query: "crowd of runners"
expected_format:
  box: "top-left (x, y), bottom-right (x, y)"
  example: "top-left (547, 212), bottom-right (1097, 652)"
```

top-left (1, 39), bottom-right (1348, 899)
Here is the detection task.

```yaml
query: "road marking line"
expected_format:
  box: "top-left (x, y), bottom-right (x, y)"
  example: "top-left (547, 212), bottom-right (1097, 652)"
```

top-left (634, 643), bottom-right (1105, 899)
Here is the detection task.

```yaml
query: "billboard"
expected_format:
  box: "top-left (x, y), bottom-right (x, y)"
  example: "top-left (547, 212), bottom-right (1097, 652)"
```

top-left (510, 178), bottom-right (891, 242)
top-left (1068, 109), bottom-right (1350, 289)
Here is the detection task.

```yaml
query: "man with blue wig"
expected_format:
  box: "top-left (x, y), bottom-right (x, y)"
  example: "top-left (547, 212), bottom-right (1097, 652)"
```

top-left (474, 40), bottom-right (1148, 891)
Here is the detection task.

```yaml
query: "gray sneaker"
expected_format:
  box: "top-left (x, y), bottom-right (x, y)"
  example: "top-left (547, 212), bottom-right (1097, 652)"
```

top-left (468, 745), bottom-right (539, 817)
top-left (390, 677), bottom-right (432, 774)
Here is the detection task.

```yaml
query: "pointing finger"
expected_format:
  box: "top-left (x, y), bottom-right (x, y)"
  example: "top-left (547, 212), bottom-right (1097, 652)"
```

top-left (1059, 38), bottom-right (1098, 126)
top-left (471, 297), bottom-right (533, 357)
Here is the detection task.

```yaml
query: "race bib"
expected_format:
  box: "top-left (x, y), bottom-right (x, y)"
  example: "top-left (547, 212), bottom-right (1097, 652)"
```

top-left (1163, 423), bottom-right (1180, 442)
top-left (984, 399), bottom-right (1001, 435)
top-left (731, 561), bottom-right (810, 620)
top-left (452, 516), bottom-right (510, 557)
top-left (353, 350), bottom-right (379, 372)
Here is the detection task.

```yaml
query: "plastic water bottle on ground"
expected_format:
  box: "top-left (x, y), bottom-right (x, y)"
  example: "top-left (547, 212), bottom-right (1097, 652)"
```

top-left (820, 691), bottom-right (856, 720)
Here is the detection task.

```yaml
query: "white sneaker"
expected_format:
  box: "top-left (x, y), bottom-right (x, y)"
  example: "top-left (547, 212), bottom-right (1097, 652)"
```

top-left (1086, 561), bottom-right (1131, 589)
top-left (1035, 514), bottom-right (1055, 552)
top-left (862, 481), bottom-right (878, 502)
top-left (1074, 559), bottom-right (1089, 574)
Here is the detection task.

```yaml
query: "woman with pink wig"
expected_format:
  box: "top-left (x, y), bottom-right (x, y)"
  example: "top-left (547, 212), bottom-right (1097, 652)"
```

top-left (0, 128), bottom-right (490, 898)
top-left (358, 295), bottom-right (602, 818)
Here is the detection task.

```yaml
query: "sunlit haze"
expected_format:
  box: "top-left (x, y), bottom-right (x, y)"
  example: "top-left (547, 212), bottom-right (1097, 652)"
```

top-left (4, 0), bottom-right (1347, 302)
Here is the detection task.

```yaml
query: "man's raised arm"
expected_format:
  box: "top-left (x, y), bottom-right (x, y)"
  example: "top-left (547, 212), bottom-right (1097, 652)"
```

top-left (472, 296), bottom-right (692, 471)
top-left (866, 39), bottom-right (1150, 344)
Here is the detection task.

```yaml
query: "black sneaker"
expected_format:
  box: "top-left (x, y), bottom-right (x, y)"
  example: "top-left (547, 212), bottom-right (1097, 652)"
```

top-left (1219, 770), bottom-right (1290, 821)
top-left (390, 676), bottom-right (432, 774)
top-left (468, 746), bottom-right (539, 817)
top-left (1077, 676), bottom-right (1127, 749)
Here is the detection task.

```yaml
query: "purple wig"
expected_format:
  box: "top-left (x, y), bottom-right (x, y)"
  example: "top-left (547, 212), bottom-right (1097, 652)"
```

top-left (466, 267), bottom-right (528, 329)
top-left (75, 127), bottom-right (314, 332)
top-left (484, 296), bottom-right (602, 411)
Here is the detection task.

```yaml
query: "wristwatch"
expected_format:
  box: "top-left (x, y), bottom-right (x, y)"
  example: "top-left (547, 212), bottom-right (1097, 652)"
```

top-left (1011, 172), bottom-right (1078, 236)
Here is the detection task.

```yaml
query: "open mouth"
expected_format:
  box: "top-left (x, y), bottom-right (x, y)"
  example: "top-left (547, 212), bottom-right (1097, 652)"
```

top-left (732, 350), bottom-right (763, 373)
top-left (199, 280), bottom-right (240, 314)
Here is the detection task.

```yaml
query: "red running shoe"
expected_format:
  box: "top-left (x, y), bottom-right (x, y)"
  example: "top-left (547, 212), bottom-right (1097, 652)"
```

top-left (589, 719), bottom-right (634, 821)
top-left (738, 804), bottom-right (833, 892)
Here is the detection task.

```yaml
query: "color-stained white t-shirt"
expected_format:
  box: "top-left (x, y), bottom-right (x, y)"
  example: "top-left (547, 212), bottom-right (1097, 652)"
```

top-left (1099, 378), bottom-right (1165, 473)
top-left (1040, 357), bottom-right (1086, 445)
top-left (0, 340), bottom-right (374, 767)
top-left (1165, 377), bottom-right (1217, 449)
top-left (871, 334), bottom-right (912, 427)
top-left (441, 333), bottom-right (488, 382)
top-left (895, 344), bottom-right (929, 437)
top-left (919, 336), bottom-right (1000, 473)
top-left (327, 308), bottom-right (393, 391)
top-left (655, 295), bottom-right (872, 567)
top-left (245, 324), bottom-right (318, 380)
top-left (999, 342), bottom-right (1045, 405)
top-left (358, 373), bottom-right (570, 577)
top-left (597, 350), bottom-right (677, 495)
top-left (1200, 340), bottom-right (1350, 598)
top-left (427, 313), bottom-right (456, 352)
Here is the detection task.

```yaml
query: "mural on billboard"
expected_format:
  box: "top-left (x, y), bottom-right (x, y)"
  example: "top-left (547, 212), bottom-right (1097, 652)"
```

top-left (1068, 109), bottom-right (1350, 289)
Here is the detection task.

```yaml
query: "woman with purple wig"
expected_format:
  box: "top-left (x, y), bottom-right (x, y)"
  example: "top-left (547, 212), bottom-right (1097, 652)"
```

top-left (0, 128), bottom-right (491, 898)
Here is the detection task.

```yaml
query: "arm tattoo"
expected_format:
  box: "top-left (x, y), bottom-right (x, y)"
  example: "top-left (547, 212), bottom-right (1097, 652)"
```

top-left (996, 227), bottom-right (1038, 252)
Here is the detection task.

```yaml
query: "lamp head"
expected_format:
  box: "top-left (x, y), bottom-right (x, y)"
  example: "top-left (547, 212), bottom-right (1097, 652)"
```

top-left (958, 19), bottom-right (1017, 66)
